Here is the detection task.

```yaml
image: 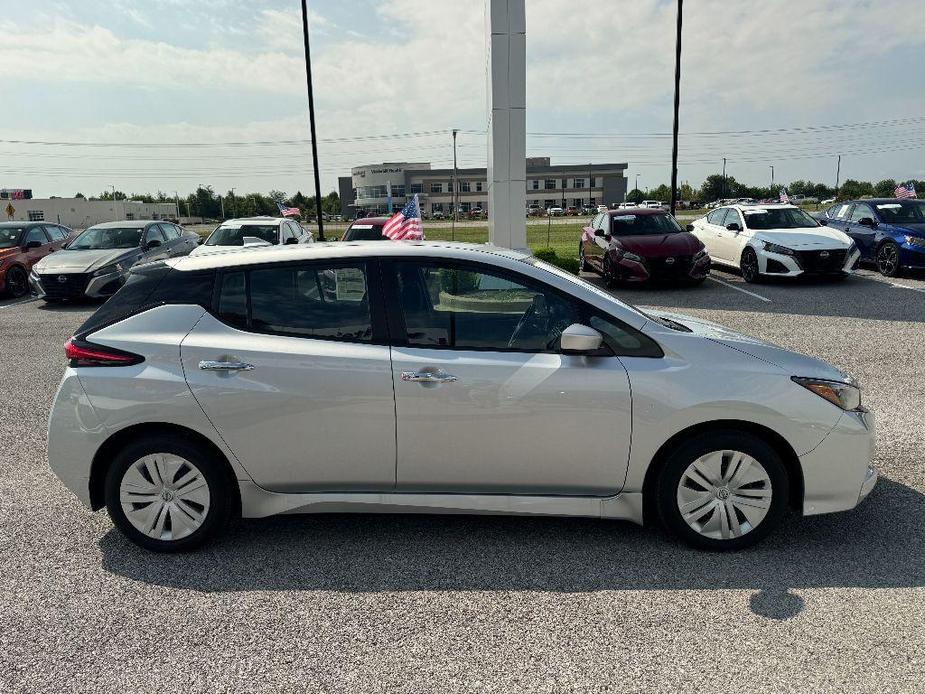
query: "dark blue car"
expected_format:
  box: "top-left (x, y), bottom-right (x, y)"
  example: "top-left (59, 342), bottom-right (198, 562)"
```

top-left (821, 199), bottom-right (925, 276)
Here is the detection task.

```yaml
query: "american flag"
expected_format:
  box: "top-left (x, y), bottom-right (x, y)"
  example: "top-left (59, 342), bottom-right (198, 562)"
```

top-left (382, 194), bottom-right (424, 240)
top-left (276, 201), bottom-right (300, 217)
top-left (779, 187), bottom-right (790, 204)
top-left (895, 181), bottom-right (917, 199)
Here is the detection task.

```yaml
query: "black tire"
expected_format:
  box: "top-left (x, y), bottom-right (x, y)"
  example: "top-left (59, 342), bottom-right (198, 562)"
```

top-left (105, 434), bottom-right (235, 552)
top-left (740, 247), bottom-right (761, 283)
top-left (656, 431), bottom-right (789, 551)
top-left (876, 240), bottom-right (901, 277)
top-left (5, 265), bottom-right (28, 298)
top-left (602, 255), bottom-right (616, 287)
top-left (579, 242), bottom-right (591, 272)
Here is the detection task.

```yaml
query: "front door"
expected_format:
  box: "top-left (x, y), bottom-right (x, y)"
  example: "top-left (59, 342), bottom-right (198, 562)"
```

top-left (843, 203), bottom-right (878, 259)
top-left (385, 259), bottom-right (632, 496)
top-left (181, 260), bottom-right (396, 492)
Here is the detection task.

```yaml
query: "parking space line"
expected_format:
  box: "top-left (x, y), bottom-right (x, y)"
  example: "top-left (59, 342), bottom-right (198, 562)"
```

top-left (0, 297), bottom-right (37, 310)
top-left (853, 272), bottom-right (925, 294)
top-left (707, 276), bottom-right (772, 302)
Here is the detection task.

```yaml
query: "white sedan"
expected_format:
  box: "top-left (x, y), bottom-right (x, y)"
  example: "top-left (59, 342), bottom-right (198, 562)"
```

top-left (688, 204), bottom-right (860, 282)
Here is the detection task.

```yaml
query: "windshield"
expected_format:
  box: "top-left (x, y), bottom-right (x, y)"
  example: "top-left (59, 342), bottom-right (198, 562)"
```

top-left (342, 225), bottom-right (386, 241)
top-left (0, 227), bottom-right (24, 249)
top-left (610, 213), bottom-right (682, 236)
top-left (874, 200), bottom-right (925, 224)
top-left (206, 224), bottom-right (278, 246)
top-left (743, 208), bottom-right (818, 230)
top-left (69, 227), bottom-right (143, 250)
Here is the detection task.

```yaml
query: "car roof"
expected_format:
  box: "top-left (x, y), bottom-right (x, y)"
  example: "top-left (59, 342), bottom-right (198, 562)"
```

top-left (172, 241), bottom-right (531, 272)
top-left (848, 198), bottom-right (922, 205)
top-left (0, 221), bottom-right (43, 228)
top-left (218, 217), bottom-right (285, 226)
top-left (88, 220), bottom-right (153, 229)
top-left (350, 217), bottom-right (389, 225)
top-left (606, 208), bottom-right (666, 216)
top-left (723, 203), bottom-right (797, 211)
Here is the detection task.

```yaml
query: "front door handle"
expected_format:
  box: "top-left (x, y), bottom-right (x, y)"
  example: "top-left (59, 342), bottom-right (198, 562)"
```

top-left (199, 360), bottom-right (254, 371)
top-left (400, 370), bottom-right (457, 384)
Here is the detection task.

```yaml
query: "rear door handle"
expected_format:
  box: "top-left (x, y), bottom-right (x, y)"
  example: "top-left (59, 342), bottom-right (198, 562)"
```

top-left (199, 360), bottom-right (254, 371)
top-left (400, 370), bottom-right (457, 383)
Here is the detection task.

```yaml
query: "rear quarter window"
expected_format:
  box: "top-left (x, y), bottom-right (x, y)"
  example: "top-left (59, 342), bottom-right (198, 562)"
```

top-left (75, 263), bottom-right (215, 337)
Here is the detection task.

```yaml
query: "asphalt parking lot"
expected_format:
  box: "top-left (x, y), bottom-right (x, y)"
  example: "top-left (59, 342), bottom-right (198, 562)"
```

top-left (1, 265), bottom-right (923, 693)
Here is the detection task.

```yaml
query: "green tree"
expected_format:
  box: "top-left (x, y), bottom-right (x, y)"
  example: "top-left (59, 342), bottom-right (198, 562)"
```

top-left (74, 192), bottom-right (85, 199)
top-left (839, 179), bottom-right (874, 199)
top-left (700, 174), bottom-right (739, 202)
top-left (626, 188), bottom-right (644, 204)
top-left (874, 179), bottom-right (898, 197)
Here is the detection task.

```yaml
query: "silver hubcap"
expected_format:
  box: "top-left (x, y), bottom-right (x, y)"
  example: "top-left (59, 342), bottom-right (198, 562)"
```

top-left (676, 450), bottom-right (772, 540)
top-left (119, 453), bottom-right (211, 541)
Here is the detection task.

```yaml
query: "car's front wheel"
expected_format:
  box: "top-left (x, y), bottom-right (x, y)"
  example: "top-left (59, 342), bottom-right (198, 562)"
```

top-left (105, 435), bottom-right (235, 552)
top-left (876, 240), bottom-right (901, 277)
top-left (656, 431), bottom-right (788, 551)
top-left (5, 265), bottom-right (28, 298)
top-left (740, 247), bottom-right (761, 283)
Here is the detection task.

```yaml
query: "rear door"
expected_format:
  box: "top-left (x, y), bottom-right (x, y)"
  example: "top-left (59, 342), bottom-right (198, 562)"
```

top-left (696, 208), bottom-right (729, 261)
top-left (181, 259), bottom-right (396, 492)
top-left (384, 258), bottom-right (633, 496)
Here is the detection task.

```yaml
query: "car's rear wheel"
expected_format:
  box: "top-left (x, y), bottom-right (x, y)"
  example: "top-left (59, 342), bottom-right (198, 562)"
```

top-left (876, 241), bottom-right (901, 277)
top-left (656, 431), bottom-right (788, 551)
top-left (105, 435), bottom-right (234, 552)
top-left (5, 266), bottom-right (28, 298)
top-left (740, 247), bottom-right (761, 283)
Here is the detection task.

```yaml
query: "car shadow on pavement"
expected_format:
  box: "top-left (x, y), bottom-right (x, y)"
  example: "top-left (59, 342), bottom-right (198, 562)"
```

top-left (99, 477), bottom-right (924, 620)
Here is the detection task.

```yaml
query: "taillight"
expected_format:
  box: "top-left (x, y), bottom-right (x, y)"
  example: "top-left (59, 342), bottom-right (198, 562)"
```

top-left (64, 337), bottom-right (144, 367)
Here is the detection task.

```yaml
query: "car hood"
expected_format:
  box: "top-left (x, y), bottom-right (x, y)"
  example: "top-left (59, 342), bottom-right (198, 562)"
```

top-left (750, 225), bottom-right (851, 249)
top-left (615, 232), bottom-right (702, 258)
top-left (884, 221), bottom-right (925, 237)
top-left (644, 308), bottom-right (851, 381)
top-left (33, 248), bottom-right (141, 273)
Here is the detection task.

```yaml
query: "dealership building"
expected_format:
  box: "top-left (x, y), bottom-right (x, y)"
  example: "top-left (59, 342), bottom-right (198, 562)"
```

top-left (338, 157), bottom-right (628, 218)
top-left (2, 196), bottom-right (178, 229)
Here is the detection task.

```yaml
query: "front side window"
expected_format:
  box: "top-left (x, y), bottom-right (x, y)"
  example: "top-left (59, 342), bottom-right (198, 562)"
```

top-left (218, 263), bottom-right (372, 342)
top-left (23, 227), bottom-right (48, 246)
top-left (69, 227), bottom-right (143, 250)
top-left (143, 226), bottom-right (166, 246)
top-left (393, 261), bottom-right (581, 352)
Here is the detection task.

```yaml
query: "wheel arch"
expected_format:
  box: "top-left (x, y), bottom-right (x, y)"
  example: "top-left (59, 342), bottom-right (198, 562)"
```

top-left (89, 422), bottom-right (240, 513)
top-left (640, 419), bottom-right (804, 525)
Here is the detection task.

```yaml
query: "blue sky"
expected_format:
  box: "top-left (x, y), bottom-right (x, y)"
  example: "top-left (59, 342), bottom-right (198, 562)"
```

top-left (1, 0), bottom-right (923, 198)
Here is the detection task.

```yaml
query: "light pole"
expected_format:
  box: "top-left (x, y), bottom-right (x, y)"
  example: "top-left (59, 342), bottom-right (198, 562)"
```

top-left (300, 0), bottom-right (325, 240)
top-left (452, 128), bottom-right (459, 227)
top-left (230, 188), bottom-right (237, 218)
top-left (669, 0), bottom-right (683, 215)
top-left (769, 165), bottom-right (774, 188)
top-left (721, 157), bottom-right (727, 199)
top-left (174, 191), bottom-right (180, 221)
top-left (835, 154), bottom-right (841, 198)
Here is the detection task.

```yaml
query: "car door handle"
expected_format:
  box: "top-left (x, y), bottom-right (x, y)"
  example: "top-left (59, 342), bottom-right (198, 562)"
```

top-left (400, 370), bottom-right (457, 383)
top-left (199, 360), bottom-right (254, 371)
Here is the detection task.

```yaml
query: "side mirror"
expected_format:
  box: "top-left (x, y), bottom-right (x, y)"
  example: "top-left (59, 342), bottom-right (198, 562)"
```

top-left (285, 237), bottom-right (298, 244)
top-left (145, 239), bottom-right (162, 250)
top-left (594, 229), bottom-right (606, 238)
top-left (726, 222), bottom-right (742, 232)
top-left (858, 217), bottom-right (876, 228)
top-left (560, 324), bottom-right (604, 355)
top-left (685, 223), bottom-right (695, 232)
top-left (197, 237), bottom-right (204, 245)
top-left (23, 240), bottom-right (43, 250)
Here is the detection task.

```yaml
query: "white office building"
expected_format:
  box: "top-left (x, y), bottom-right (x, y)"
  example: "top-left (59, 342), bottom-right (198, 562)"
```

top-left (2, 197), bottom-right (178, 230)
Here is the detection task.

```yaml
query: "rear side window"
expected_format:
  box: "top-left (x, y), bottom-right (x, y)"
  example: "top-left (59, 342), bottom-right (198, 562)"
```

top-left (217, 263), bottom-right (372, 342)
top-left (159, 223), bottom-right (180, 240)
top-left (75, 263), bottom-right (214, 337)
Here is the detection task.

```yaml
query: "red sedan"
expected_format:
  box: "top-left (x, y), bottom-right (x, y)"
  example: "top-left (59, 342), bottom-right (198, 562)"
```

top-left (0, 221), bottom-right (74, 298)
top-left (579, 208), bottom-right (710, 285)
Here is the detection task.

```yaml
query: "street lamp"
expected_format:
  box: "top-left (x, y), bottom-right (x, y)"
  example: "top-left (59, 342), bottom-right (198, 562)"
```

top-left (769, 165), bottom-right (775, 187)
top-left (669, 0), bottom-right (683, 215)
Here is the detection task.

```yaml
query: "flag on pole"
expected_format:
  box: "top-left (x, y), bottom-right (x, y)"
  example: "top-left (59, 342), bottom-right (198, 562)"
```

top-left (277, 201), bottom-right (300, 217)
top-left (894, 181), bottom-right (917, 199)
top-left (382, 194), bottom-right (424, 240)
top-left (779, 187), bottom-right (790, 204)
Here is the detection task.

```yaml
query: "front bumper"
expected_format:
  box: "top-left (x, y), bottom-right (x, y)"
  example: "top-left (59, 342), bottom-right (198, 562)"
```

top-left (614, 253), bottom-right (710, 283)
top-left (899, 241), bottom-right (925, 269)
top-left (759, 245), bottom-right (860, 277)
top-left (800, 407), bottom-right (877, 516)
top-left (31, 270), bottom-right (124, 299)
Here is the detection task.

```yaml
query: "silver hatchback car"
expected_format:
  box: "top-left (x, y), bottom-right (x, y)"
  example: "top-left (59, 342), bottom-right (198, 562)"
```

top-left (48, 242), bottom-right (877, 552)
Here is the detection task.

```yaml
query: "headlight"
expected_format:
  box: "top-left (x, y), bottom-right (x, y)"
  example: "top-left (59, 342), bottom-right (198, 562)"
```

top-left (905, 235), bottom-right (925, 248)
top-left (763, 241), bottom-right (795, 256)
top-left (792, 376), bottom-right (862, 411)
top-left (93, 262), bottom-right (124, 277)
top-left (619, 250), bottom-right (643, 262)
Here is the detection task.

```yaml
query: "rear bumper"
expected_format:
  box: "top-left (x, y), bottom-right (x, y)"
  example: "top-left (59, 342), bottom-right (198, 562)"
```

top-left (801, 407), bottom-right (877, 516)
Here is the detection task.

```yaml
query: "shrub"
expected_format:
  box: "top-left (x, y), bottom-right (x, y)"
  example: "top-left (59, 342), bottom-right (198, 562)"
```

top-left (532, 248), bottom-right (580, 275)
